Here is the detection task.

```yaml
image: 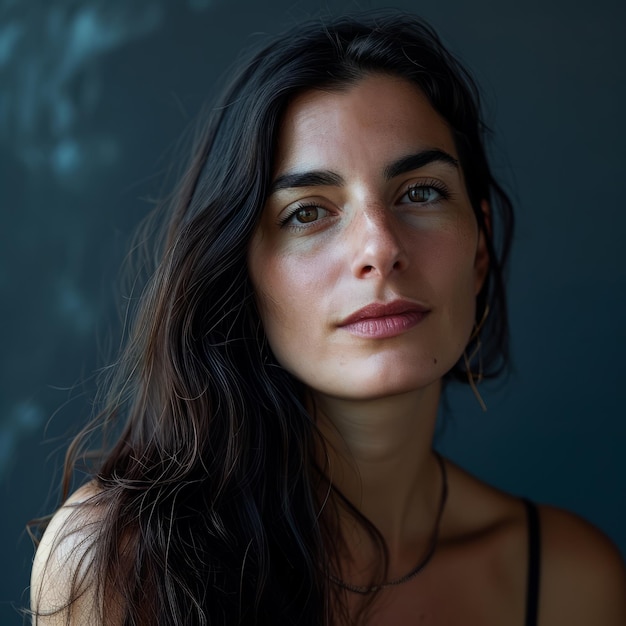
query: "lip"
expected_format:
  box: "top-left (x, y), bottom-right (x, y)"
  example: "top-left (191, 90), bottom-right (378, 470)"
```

top-left (338, 300), bottom-right (430, 339)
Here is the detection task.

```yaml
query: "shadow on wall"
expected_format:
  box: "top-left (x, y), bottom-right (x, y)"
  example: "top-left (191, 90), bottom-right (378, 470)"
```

top-left (1, 0), bottom-right (216, 188)
top-left (0, 0), bottom-right (219, 480)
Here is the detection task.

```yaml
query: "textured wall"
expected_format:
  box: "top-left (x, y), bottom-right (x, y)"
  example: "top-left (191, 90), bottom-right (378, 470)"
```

top-left (2, 0), bottom-right (624, 621)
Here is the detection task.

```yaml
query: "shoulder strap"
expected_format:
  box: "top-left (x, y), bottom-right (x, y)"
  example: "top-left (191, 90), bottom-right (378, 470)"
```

top-left (522, 498), bottom-right (541, 626)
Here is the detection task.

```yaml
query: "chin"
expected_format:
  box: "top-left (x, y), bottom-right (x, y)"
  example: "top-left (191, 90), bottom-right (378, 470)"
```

top-left (312, 366), bottom-right (447, 402)
top-left (277, 343), bottom-right (462, 401)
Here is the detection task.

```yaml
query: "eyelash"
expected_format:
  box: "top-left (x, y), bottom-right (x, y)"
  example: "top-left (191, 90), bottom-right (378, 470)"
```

top-left (404, 179), bottom-right (451, 203)
top-left (278, 202), bottom-right (327, 228)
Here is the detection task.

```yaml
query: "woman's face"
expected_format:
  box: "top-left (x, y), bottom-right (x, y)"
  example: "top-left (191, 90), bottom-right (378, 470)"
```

top-left (248, 74), bottom-right (488, 401)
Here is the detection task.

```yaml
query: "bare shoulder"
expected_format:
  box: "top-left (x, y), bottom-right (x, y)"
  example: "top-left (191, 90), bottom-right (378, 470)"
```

top-left (30, 481), bottom-right (115, 625)
top-left (538, 504), bottom-right (626, 625)
top-left (441, 459), bottom-right (626, 625)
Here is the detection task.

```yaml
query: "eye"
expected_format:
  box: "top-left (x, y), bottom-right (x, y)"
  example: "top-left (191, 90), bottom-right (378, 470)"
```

top-left (400, 181), bottom-right (450, 205)
top-left (294, 205), bottom-right (322, 223)
top-left (280, 203), bottom-right (330, 228)
top-left (408, 186), bottom-right (439, 202)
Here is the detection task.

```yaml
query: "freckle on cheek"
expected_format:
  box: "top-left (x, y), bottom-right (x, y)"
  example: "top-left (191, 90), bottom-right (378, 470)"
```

top-left (433, 358), bottom-right (438, 364)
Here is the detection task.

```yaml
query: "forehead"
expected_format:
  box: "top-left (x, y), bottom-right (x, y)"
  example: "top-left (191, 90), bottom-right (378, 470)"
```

top-left (274, 74), bottom-right (458, 174)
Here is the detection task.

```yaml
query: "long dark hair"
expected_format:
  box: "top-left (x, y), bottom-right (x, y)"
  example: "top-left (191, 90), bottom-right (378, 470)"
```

top-left (31, 11), bottom-right (513, 625)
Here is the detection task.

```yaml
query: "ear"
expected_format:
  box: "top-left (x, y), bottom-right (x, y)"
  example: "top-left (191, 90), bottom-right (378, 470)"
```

top-left (474, 200), bottom-right (490, 295)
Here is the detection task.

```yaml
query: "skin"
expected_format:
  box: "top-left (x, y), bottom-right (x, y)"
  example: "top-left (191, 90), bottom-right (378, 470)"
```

top-left (31, 74), bottom-right (626, 625)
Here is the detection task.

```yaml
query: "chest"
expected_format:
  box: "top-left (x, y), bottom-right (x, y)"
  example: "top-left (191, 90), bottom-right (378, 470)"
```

top-left (345, 537), bottom-right (529, 626)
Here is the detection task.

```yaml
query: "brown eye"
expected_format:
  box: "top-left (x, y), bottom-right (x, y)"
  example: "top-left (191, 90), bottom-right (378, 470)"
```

top-left (407, 186), bottom-right (439, 203)
top-left (296, 206), bottom-right (320, 223)
top-left (280, 204), bottom-right (331, 229)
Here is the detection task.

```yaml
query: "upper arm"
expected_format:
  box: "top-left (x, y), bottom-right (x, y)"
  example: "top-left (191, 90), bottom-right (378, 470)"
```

top-left (539, 505), bottom-right (626, 626)
top-left (30, 483), bottom-right (110, 625)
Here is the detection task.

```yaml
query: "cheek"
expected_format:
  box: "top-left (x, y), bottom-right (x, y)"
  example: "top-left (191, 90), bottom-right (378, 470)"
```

top-left (250, 228), bottom-right (340, 328)
top-left (415, 225), bottom-right (479, 350)
top-left (250, 251), bottom-right (320, 364)
top-left (416, 222), bottom-right (478, 293)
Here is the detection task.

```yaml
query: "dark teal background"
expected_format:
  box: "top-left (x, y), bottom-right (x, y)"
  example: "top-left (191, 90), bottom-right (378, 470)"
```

top-left (1, 0), bottom-right (625, 622)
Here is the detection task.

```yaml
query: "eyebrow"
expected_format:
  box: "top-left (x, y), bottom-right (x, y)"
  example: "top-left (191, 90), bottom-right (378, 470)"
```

top-left (270, 170), bottom-right (343, 194)
top-left (384, 149), bottom-right (459, 179)
top-left (269, 148), bottom-right (459, 195)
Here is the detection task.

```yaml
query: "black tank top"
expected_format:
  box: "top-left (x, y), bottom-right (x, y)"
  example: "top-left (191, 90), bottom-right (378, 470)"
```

top-left (522, 498), bottom-right (541, 626)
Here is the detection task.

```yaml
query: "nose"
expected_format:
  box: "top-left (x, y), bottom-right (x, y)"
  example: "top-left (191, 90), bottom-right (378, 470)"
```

top-left (348, 204), bottom-right (409, 279)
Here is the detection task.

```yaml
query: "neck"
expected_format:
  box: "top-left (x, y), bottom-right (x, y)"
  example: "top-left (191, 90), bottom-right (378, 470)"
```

top-left (313, 380), bottom-right (443, 552)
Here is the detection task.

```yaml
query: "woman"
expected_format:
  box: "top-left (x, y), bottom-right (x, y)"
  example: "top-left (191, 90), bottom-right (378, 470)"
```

top-left (30, 11), bottom-right (626, 625)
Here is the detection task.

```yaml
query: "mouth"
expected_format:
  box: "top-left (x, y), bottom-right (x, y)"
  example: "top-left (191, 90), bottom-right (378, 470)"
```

top-left (338, 300), bottom-right (430, 339)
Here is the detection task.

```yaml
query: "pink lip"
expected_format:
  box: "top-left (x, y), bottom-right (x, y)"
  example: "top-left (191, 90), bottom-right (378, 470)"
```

top-left (338, 300), bottom-right (430, 339)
